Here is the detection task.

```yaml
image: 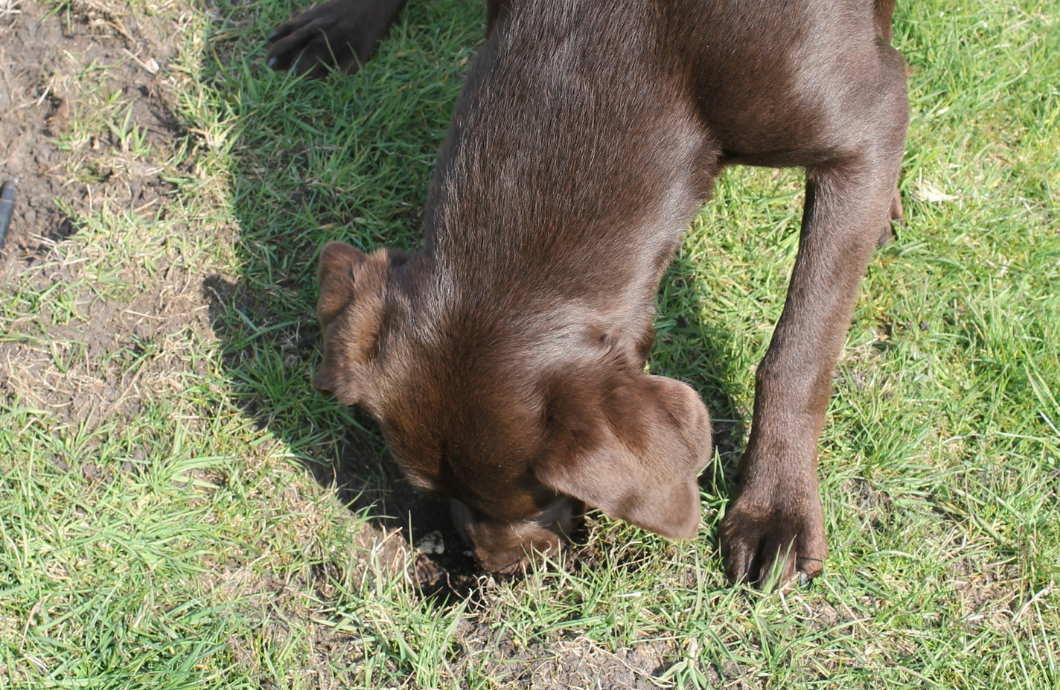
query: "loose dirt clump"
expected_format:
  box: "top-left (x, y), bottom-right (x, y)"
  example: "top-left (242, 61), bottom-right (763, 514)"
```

top-left (458, 631), bottom-right (673, 690)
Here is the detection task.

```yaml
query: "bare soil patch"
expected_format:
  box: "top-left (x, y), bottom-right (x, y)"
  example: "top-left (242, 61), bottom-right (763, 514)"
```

top-left (0, 0), bottom-right (178, 255)
top-left (0, 0), bottom-right (194, 427)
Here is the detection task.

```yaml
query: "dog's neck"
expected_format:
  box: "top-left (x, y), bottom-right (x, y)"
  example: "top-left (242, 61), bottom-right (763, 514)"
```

top-left (376, 1), bottom-right (719, 383)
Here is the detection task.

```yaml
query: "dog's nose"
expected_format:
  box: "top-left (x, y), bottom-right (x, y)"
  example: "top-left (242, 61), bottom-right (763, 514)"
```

top-left (450, 497), bottom-right (581, 573)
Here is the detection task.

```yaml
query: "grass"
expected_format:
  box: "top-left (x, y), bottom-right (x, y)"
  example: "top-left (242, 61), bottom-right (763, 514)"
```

top-left (1, 0), bottom-right (1058, 687)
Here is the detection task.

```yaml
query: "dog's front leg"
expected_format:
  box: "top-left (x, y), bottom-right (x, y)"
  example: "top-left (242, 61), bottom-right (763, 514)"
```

top-left (720, 140), bottom-right (906, 588)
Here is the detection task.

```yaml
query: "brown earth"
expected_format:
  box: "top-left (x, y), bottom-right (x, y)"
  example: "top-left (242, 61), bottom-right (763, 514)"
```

top-left (0, 0), bottom-right (179, 253)
top-left (0, 0), bottom-right (190, 427)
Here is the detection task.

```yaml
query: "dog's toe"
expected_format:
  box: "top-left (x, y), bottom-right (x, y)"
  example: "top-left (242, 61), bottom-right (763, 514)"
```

top-left (720, 491), bottom-right (827, 591)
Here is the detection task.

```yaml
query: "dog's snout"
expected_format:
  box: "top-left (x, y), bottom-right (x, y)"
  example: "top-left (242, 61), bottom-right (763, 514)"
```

top-left (450, 496), bottom-right (582, 573)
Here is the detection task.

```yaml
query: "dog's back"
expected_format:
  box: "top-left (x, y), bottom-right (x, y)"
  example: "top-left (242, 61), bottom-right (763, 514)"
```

top-left (425, 1), bottom-right (710, 310)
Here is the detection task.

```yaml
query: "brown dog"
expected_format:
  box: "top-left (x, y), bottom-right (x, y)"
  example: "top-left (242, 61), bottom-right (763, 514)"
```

top-left (273, 0), bottom-right (908, 586)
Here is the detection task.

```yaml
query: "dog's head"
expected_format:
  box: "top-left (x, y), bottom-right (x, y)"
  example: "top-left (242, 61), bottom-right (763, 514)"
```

top-left (314, 241), bottom-right (712, 572)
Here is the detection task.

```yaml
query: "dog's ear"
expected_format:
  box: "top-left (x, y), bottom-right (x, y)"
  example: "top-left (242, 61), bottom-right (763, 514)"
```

top-left (535, 374), bottom-right (711, 539)
top-left (313, 242), bottom-right (390, 405)
top-left (316, 241), bottom-right (368, 326)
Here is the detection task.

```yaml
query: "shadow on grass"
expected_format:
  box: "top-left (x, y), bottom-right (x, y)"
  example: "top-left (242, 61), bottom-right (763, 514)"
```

top-left (193, 0), bottom-right (491, 602)
top-left (196, 0), bottom-right (746, 602)
top-left (653, 260), bottom-right (748, 494)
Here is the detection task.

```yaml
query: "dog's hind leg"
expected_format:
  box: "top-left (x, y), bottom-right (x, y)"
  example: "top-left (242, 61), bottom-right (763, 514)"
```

top-left (873, 0), bottom-right (897, 43)
top-left (874, 0), bottom-right (903, 245)
top-left (267, 0), bottom-right (409, 77)
top-left (486, 0), bottom-right (511, 36)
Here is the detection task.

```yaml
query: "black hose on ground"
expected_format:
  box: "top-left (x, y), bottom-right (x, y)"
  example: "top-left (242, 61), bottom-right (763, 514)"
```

top-left (0, 181), bottom-right (16, 252)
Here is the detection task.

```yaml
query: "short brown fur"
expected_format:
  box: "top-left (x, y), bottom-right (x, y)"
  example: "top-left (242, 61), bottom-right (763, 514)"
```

top-left (276, 0), bottom-right (909, 586)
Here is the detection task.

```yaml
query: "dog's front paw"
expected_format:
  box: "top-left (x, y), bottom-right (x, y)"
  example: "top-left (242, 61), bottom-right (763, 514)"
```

top-left (266, 0), bottom-right (404, 78)
top-left (719, 481), bottom-right (827, 590)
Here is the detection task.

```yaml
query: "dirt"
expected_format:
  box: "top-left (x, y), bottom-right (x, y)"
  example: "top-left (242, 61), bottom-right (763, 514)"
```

top-left (456, 628), bottom-right (675, 689)
top-left (1, 0), bottom-right (74, 250)
top-left (0, 0), bottom-right (193, 428)
top-left (0, 0), bottom-right (179, 252)
top-left (203, 550), bottom-right (681, 689)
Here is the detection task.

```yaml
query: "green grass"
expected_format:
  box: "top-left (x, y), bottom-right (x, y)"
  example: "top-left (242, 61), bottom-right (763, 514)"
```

top-left (2, 0), bottom-right (1059, 687)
